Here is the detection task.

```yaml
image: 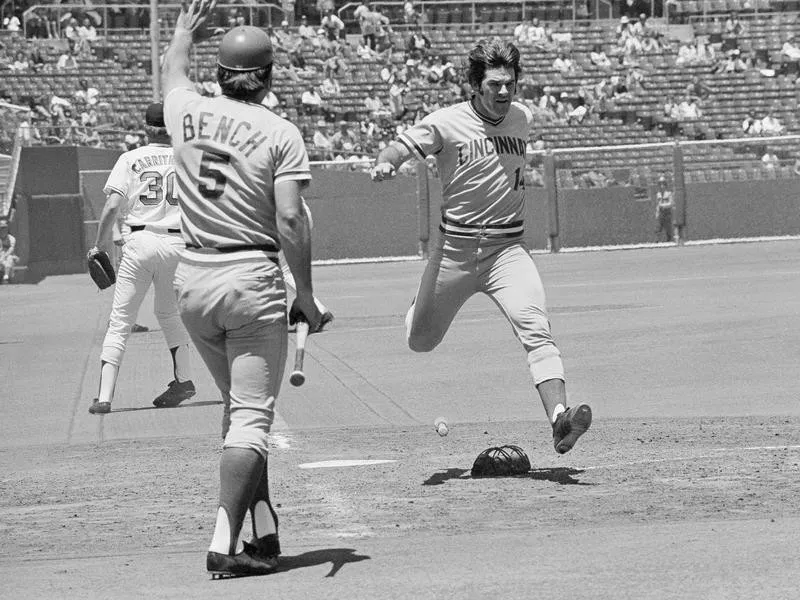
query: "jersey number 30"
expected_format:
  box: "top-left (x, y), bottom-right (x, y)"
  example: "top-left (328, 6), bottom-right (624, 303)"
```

top-left (139, 171), bottom-right (178, 206)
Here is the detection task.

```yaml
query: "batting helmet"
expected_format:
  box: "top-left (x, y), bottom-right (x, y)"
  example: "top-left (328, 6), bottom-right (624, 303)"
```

top-left (217, 26), bottom-right (273, 72)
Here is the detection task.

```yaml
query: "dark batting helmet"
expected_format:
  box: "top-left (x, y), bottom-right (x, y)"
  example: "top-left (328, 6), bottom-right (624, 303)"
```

top-left (217, 26), bottom-right (273, 72)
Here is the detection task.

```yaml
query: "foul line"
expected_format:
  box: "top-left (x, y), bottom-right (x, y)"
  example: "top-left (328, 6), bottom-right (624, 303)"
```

top-left (580, 444), bottom-right (800, 472)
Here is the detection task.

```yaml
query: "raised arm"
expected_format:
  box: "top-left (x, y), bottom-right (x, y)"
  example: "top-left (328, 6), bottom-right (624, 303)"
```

top-left (370, 140), bottom-right (414, 182)
top-left (161, 0), bottom-right (218, 99)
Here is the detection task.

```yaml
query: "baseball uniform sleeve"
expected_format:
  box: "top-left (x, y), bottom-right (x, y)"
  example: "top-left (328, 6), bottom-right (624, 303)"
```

top-left (163, 86), bottom-right (200, 139)
top-left (103, 153), bottom-right (130, 197)
top-left (273, 123), bottom-right (312, 186)
top-left (397, 115), bottom-right (443, 160)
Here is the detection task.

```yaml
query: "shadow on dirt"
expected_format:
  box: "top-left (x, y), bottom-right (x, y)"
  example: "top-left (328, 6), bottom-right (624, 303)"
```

top-left (276, 548), bottom-right (371, 577)
top-left (422, 468), bottom-right (470, 485)
top-left (526, 467), bottom-right (589, 485)
top-left (422, 467), bottom-right (590, 486)
top-left (110, 400), bottom-right (223, 413)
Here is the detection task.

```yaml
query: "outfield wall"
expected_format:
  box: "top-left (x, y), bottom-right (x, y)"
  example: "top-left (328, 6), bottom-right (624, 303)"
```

top-left (9, 146), bottom-right (800, 280)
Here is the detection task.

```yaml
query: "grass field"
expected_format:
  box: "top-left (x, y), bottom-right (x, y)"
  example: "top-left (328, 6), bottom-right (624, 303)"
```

top-left (2, 240), bottom-right (799, 599)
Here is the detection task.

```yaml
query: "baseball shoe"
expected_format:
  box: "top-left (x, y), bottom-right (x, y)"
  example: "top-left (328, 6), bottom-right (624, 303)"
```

top-left (152, 379), bottom-right (196, 408)
top-left (131, 323), bottom-right (149, 333)
top-left (250, 533), bottom-right (281, 559)
top-left (552, 404), bottom-right (592, 454)
top-left (207, 541), bottom-right (279, 579)
top-left (88, 399), bottom-right (111, 415)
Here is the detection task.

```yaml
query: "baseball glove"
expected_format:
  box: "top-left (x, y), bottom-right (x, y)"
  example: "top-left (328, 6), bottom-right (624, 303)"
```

top-left (87, 249), bottom-right (116, 290)
top-left (471, 444), bottom-right (531, 478)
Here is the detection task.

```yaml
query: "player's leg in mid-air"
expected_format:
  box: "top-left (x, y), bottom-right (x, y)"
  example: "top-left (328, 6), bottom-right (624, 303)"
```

top-left (89, 235), bottom-right (156, 414)
top-left (175, 258), bottom-right (285, 577)
top-left (405, 236), bottom-right (478, 352)
top-left (151, 233), bottom-right (196, 408)
top-left (480, 240), bottom-right (592, 454)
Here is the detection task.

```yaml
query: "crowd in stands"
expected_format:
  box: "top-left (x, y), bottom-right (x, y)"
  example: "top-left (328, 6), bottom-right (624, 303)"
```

top-left (1, 1), bottom-right (800, 180)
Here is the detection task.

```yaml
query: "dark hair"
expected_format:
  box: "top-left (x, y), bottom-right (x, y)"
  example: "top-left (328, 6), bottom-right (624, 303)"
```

top-left (466, 39), bottom-right (521, 90)
top-left (217, 64), bottom-right (273, 100)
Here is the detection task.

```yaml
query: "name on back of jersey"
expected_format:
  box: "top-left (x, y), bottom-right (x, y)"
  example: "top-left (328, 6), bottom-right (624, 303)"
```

top-left (181, 112), bottom-right (267, 158)
top-left (131, 153), bottom-right (174, 174)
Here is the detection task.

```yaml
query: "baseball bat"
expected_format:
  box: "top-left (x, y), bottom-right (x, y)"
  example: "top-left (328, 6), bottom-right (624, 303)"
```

top-left (290, 321), bottom-right (309, 387)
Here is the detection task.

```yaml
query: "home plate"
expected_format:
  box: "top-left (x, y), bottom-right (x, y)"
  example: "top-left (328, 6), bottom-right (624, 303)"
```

top-left (298, 459), bottom-right (398, 469)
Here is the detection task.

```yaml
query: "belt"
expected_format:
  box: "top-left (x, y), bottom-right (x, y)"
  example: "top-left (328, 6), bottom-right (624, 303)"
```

top-left (439, 216), bottom-right (524, 239)
top-left (185, 243), bottom-right (280, 254)
top-left (130, 225), bottom-right (181, 234)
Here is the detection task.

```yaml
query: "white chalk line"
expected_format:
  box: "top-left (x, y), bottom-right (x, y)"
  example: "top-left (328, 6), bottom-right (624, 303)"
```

top-left (579, 444), bottom-right (800, 472)
top-left (298, 459), bottom-right (398, 469)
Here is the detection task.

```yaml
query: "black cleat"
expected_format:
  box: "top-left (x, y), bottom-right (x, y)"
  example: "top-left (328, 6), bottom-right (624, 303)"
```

top-left (552, 404), bottom-right (592, 454)
top-left (207, 542), bottom-right (279, 579)
top-left (131, 324), bottom-right (149, 333)
top-left (153, 380), bottom-right (196, 408)
top-left (89, 399), bottom-right (111, 415)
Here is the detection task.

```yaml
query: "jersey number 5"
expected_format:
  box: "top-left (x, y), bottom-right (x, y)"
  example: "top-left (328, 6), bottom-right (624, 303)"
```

top-left (198, 150), bottom-right (231, 199)
top-left (139, 171), bottom-right (178, 206)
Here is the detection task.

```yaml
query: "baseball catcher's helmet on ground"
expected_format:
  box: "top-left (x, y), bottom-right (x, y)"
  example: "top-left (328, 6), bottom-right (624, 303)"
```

top-left (471, 444), bottom-right (531, 477)
top-left (217, 26), bottom-right (273, 71)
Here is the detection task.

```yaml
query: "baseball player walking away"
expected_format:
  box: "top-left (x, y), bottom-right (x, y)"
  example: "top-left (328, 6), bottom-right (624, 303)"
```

top-left (162, 0), bottom-right (324, 578)
top-left (87, 103), bottom-right (195, 414)
top-left (371, 38), bottom-right (592, 455)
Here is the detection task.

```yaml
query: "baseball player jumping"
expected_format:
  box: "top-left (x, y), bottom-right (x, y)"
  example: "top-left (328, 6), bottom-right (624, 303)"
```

top-left (162, 0), bottom-right (324, 579)
top-left (371, 39), bottom-right (592, 454)
top-left (87, 103), bottom-right (195, 414)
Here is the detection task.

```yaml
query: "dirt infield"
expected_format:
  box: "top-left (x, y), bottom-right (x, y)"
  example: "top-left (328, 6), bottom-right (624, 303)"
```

top-left (3, 241), bottom-right (800, 598)
top-left (2, 417), bottom-right (799, 599)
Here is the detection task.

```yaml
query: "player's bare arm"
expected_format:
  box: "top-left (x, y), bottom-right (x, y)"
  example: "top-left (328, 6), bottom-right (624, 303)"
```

top-left (89, 192), bottom-right (123, 257)
top-left (276, 180), bottom-right (322, 331)
top-left (161, 0), bottom-right (218, 97)
top-left (370, 141), bottom-right (413, 182)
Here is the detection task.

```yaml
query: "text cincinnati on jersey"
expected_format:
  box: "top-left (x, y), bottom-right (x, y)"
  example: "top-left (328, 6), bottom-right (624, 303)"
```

top-left (181, 112), bottom-right (268, 158)
top-left (456, 135), bottom-right (527, 167)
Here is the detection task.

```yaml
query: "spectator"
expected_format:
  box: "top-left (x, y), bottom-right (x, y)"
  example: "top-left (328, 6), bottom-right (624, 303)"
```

top-left (63, 17), bottom-right (80, 44)
top-left (403, 1), bottom-right (420, 25)
top-left (761, 148), bottom-right (780, 171)
top-left (760, 109), bottom-right (785, 135)
top-left (742, 110), bottom-right (762, 135)
top-left (567, 96), bottom-right (589, 125)
top-left (3, 14), bottom-right (21, 32)
top-left (713, 49), bottom-right (746, 73)
top-left (677, 94), bottom-right (702, 120)
top-left (74, 78), bottom-right (100, 106)
top-left (0, 218), bottom-right (18, 283)
top-left (300, 84), bottom-right (324, 116)
top-left (76, 16), bottom-right (98, 56)
top-left (320, 73), bottom-right (341, 99)
top-left (782, 36), bottom-right (800, 61)
top-left (362, 6), bottom-right (390, 51)
top-left (675, 40), bottom-right (697, 66)
top-left (26, 14), bottom-right (48, 39)
top-left (297, 15), bottom-right (319, 49)
top-left (793, 152), bottom-right (800, 176)
top-left (320, 8), bottom-right (344, 42)
top-left (388, 75), bottom-right (409, 119)
top-left (686, 75), bottom-right (713, 101)
top-left (56, 47), bottom-right (79, 70)
top-left (354, 1), bottom-right (375, 48)
top-left (331, 120), bottom-right (358, 152)
top-left (312, 121), bottom-right (335, 160)
top-left (406, 25), bottom-right (431, 60)
top-left (365, 87), bottom-right (389, 118)
top-left (29, 46), bottom-right (46, 72)
top-left (663, 94), bottom-right (681, 121)
top-left (590, 44), bottom-right (612, 69)
top-left (431, 54), bottom-right (456, 83)
top-left (10, 51), bottom-right (29, 71)
top-left (552, 51), bottom-right (576, 73)
top-left (724, 12), bottom-right (746, 37)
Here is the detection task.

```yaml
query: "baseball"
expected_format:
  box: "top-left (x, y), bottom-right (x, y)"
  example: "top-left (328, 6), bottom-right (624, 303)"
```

top-left (434, 417), bottom-right (449, 437)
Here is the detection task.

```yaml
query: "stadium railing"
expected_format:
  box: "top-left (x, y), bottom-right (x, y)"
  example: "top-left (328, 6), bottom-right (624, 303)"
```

top-left (22, 2), bottom-right (288, 38)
